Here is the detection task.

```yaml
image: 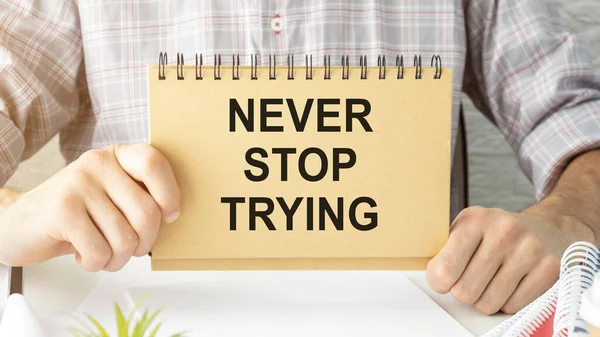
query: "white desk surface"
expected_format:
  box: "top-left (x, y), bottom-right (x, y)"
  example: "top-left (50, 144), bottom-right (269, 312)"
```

top-left (21, 256), bottom-right (508, 336)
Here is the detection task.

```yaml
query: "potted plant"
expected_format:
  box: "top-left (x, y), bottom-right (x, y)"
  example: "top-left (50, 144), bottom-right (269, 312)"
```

top-left (67, 297), bottom-right (189, 337)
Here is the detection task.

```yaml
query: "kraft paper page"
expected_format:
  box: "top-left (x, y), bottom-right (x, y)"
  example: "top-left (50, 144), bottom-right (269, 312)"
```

top-left (148, 62), bottom-right (453, 270)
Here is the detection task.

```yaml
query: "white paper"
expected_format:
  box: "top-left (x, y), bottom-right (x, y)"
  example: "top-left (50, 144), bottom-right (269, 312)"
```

top-left (74, 271), bottom-right (473, 337)
top-left (0, 294), bottom-right (49, 337)
top-left (0, 265), bottom-right (9, 318)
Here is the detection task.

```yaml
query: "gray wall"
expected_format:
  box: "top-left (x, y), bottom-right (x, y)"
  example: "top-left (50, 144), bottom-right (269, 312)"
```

top-left (6, 0), bottom-right (600, 212)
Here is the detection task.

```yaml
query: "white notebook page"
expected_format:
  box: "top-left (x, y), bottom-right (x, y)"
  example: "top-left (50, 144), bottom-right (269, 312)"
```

top-left (73, 271), bottom-right (473, 337)
top-left (0, 265), bottom-right (9, 318)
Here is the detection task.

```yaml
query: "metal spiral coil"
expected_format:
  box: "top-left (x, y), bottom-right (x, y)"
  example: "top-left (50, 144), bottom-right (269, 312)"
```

top-left (269, 54), bottom-right (276, 80)
top-left (195, 53), bottom-right (203, 80)
top-left (431, 55), bottom-right (442, 80)
top-left (158, 52), bottom-right (167, 80)
top-left (157, 53), bottom-right (443, 80)
top-left (306, 54), bottom-right (313, 80)
top-left (359, 55), bottom-right (368, 79)
top-left (414, 55), bottom-right (422, 79)
top-left (287, 55), bottom-right (294, 80)
top-left (378, 55), bottom-right (386, 79)
top-left (341, 55), bottom-right (349, 80)
top-left (396, 55), bottom-right (404, 79)
top-left (176, 52), bottom-right (184, 80)
top-left (250, 54), bottom-right (258, 80)
top-left (214, 54), bottom-right (221, 80)
top-left (232, 54), bottom-right (240, 80)
top-left (324, 55), bottom-right (331, 80)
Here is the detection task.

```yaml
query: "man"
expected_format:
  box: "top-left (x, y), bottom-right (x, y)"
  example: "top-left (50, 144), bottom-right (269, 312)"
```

top-left (0, 0), bottom-right (599, 316)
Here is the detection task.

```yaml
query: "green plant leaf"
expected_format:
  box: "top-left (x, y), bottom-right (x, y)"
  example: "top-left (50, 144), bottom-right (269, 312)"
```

top-left (66, 326), bottom-right (88, 337)
top-left (127, 293), bottom-right (148, 325)
top-left (85, 314), bottom-right (110, 337)
top-left (70, 314), bottom-right (95, 335)
top-left (141, 308), bottom-right (163, 333)
top-left (147, 322), bottom-right (162, 337)
top-left (169, 332), bottom-right (191, 337)
top-left (131, 308), bottom-right (149, 337)
top-left (114, 302), bottom-right (129, 337)
top-left (67, 298), bottom-right (190, 337)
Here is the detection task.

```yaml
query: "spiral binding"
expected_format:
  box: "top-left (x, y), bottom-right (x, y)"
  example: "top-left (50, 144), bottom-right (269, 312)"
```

top-left (195, 53), bottom-right (203, 80)
top-left (251, 54), bottom-right (258, 80)
top-left (287, 55), bottom-right (294, 80)
top-left (176, 52), bottom-right (184, 80)
top-left (214, 54), bottom-right (221, 80)
top-left (431, 55), bottom-right (442, 80)
top-left (324, 55), bottom-right (331, 80)
top-left (157, 52), bottom-right (443, 81)
top-left (396, 55), bottom-right (404, 79)
top-left (553, 241), bottom-right (600, 336)
top-left (378, 55), bottom-right (386, 79)
top-left (269, 54), bottom-right (276, 80)
top-left (232, 54), bottom-right (240, 80)
top-left (359, 55), bottom-right (368, 79)
top-left (483, 241), bottom-right (600, 337)
top-left (498, 284), bottom-right (558, 337)
top-left (341, 55), bottom-right (349, 80)
top-left (414, 55), bottom-right (422, 79)
top-left (158, 52), bottom-right (167, 80)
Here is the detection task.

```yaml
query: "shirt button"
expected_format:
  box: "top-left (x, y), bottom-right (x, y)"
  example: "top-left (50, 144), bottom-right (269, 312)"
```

top-left (271, 14), bottom-right (283, 33)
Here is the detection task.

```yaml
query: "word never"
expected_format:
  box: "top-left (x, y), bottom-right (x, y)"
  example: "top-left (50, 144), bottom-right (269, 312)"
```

top-left (229, 98), bottom-right (374, 133)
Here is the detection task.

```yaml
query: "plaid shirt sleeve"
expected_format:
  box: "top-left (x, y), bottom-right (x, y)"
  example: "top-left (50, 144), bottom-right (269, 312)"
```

top-left (463, 0), bottom-right (600, 201)
top-left (0, 1), bottom-right (84, 186)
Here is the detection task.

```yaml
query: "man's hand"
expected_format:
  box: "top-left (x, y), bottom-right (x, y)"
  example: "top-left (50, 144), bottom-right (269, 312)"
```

top-left (0, 144), bottom-right (180, 272)
top-left (426, 150), bottom-right (600, 316)
top-left (426, 206), bottom-right (578, 315)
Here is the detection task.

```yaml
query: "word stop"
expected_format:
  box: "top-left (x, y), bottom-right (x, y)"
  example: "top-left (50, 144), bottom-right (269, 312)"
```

top-left (245, 147), bottom-right (356, 182)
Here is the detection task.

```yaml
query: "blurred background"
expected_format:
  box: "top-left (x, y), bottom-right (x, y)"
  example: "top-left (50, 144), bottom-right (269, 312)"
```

top-left (5, 0), bottom-right (600, 212)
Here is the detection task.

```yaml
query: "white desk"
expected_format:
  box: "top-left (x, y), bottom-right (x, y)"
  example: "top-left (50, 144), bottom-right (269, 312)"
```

top-left (21, 256), bottom-right (508, 336)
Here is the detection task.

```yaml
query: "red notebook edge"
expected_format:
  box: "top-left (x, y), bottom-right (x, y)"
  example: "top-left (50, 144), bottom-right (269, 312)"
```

top-left (530, 312), bottom-right (554, 337)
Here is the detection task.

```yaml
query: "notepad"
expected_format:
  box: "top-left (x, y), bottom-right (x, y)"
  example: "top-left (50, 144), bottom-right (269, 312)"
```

top-left (484, 241), bottom-right (600, 337)
top-left (147, 53), bottom-right (453, 270)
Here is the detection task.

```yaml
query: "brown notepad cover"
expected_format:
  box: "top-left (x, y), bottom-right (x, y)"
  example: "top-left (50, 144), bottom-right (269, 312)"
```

top-left (148, 57), bottom-right (452, 270)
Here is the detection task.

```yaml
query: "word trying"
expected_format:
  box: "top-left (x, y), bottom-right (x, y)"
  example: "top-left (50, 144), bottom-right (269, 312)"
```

top-left (221, 196), bottom-right (378, 231)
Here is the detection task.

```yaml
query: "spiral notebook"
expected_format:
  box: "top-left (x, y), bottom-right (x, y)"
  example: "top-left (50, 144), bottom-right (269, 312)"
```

top-left (484, 241), bottom-right (600, 337)
top-left (147, 53), bottom-right (453, 270)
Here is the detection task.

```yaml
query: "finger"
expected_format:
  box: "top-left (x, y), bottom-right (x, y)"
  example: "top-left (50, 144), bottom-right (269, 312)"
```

top-left (473, 261), bottom-right (528, 315)
top-left (52, 242), bottom-right (77, 257)
top-left (84, 187), bottom-right (139, 271)
top-left (63, 211), bottom-right (112, 272)
top-left (450, 236), bottom-right (504, 305)
top-left (104, 168), bottom-right (162, 257)
top-left (426, 218), bottom-right (483, 294)
top-left (113, 144), bottom-right (181, 223)
top-left (501, 256), bottom-right (559, 314)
